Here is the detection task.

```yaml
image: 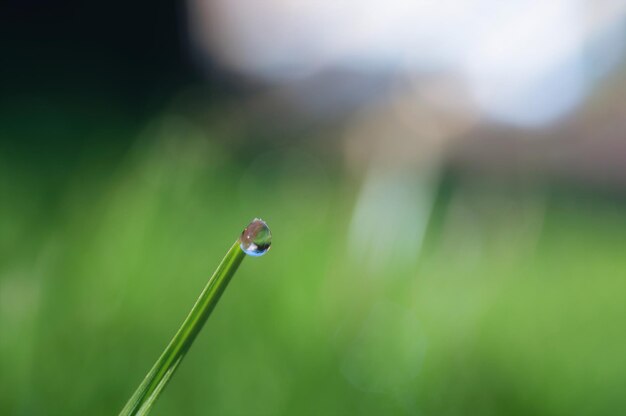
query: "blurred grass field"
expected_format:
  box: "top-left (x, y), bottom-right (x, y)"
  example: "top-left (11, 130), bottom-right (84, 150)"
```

top-left (1, 109), bottom-right (626, 416)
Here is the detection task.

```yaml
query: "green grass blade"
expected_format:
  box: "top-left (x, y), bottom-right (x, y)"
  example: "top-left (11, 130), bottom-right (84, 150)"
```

top-left (119, 239), bottom-right (247, 416)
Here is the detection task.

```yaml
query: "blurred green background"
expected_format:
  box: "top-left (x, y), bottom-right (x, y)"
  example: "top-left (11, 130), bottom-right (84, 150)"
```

top-left (2, 2), bottom-right (626, 415)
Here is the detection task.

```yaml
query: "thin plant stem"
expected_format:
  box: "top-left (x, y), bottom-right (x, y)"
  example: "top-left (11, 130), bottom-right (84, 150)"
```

top-left (119, 239), bottom-right (246, 416)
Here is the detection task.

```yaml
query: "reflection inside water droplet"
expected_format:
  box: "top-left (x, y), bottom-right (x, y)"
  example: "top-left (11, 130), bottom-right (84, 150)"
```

top-left (240, 218), bottom-right (272, 256)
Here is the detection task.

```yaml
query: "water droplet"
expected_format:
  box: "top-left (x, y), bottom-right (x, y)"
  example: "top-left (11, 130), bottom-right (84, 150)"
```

top-left (240, 218), bottom-right (272, 256)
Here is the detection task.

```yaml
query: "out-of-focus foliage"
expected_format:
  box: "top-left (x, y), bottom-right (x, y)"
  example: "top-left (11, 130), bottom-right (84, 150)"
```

top-left (1, 109), bottom-right (625, 416)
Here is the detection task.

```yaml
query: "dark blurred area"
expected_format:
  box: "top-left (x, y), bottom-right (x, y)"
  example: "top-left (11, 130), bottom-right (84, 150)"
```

top-left (1, 1), bottom-right (189, 100)
top-left (1, 0), bottom-right (198, 170)
top-left (2, 1), bottom-right (626, 415)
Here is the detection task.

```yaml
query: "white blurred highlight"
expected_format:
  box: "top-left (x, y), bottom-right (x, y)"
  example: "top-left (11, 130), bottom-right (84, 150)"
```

top-left (190, 0), bottom-right (626, 127)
